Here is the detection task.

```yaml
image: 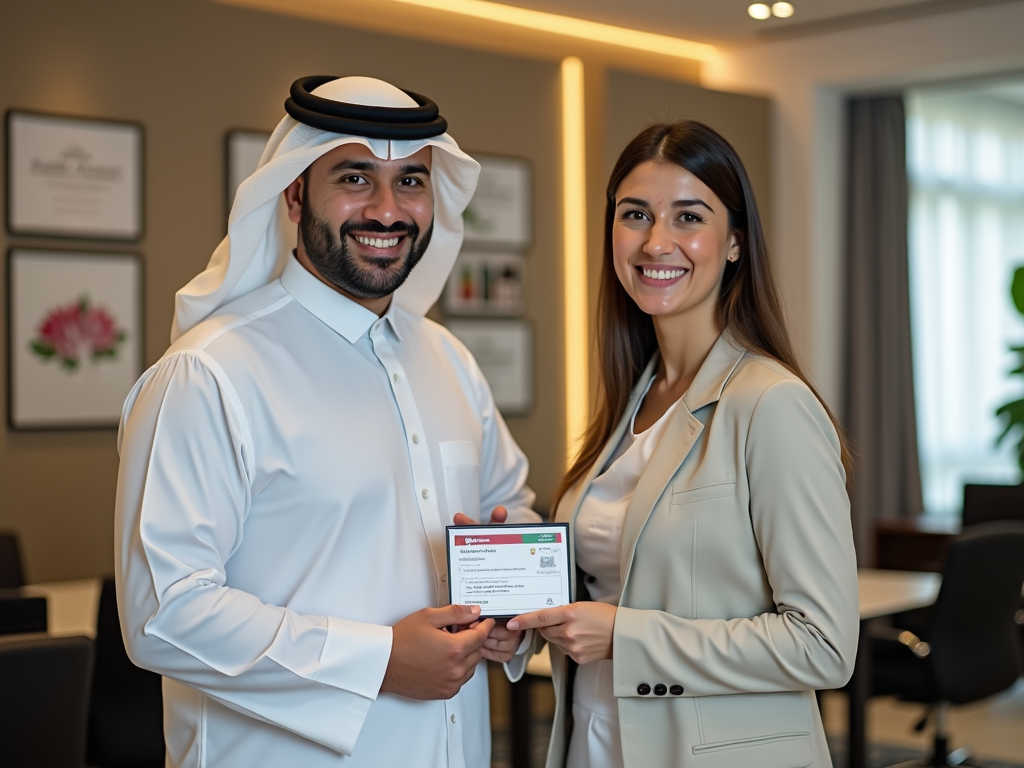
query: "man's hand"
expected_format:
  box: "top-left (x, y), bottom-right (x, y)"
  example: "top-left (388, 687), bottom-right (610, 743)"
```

top-left (450, 506), bottom-right (526, 658)
top-left (380, 604), bottom-right (495, 700)
top-left (452, 505), bottom-right (508, 527)
top-left (507, 602), bottom-right (616, 665)
top-left (479, 619), bottom-right (526, 663)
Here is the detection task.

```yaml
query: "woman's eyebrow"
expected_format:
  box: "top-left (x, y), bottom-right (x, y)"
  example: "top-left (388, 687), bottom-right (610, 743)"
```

top-left (616, 196), bottom-right (648, 207)
top-left (673, 198), bottom-right (715, 213)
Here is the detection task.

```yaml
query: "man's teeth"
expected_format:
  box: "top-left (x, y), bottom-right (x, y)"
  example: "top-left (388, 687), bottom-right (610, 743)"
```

top-left (641, 267), bottom-right (687, 280)
top-left (355, 235), bottom-right (401, 248)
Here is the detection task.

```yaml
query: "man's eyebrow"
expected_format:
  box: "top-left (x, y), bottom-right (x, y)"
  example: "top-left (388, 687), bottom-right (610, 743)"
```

top-left (398, 163), bottom-right (430, 176)
top-left (673, 198), bottom-right (715, 213)
top-left (328, 159), bottom-right (380, 175)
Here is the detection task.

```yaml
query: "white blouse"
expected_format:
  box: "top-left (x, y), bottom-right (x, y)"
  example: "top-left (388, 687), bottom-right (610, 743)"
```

top-left (568, 382), bottom-right (680, 768)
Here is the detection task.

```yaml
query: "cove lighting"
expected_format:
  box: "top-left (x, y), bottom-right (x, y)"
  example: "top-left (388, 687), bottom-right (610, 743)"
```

top-left (561, 56), bottom-right (589, 464)
top-left (390, 0), bottom-right (716, 61)
top-left (747, 3), bottom-right (771, 19)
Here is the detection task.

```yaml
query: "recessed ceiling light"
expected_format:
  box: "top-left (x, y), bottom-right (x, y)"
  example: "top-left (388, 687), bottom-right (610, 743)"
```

top-left (772, 2), bottom-right (795, 17)
top-left (748, 3), bottom-right (771, 19)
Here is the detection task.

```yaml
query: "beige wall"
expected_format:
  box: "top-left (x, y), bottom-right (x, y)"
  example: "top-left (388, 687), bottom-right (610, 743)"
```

top-left (0, 0), bottom-right (771, 582)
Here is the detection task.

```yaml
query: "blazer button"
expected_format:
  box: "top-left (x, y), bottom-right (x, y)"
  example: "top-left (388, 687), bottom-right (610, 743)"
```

top-left (670, 684), bottom-right (684, 695)
top-left (637, 683), bottom-right (651, 696)
top-left (654, 684), bottom-right (667, 696)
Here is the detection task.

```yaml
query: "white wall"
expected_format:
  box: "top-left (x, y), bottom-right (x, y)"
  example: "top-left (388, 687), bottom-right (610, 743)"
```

top-left (703, 1), bottom-right (1024, 413)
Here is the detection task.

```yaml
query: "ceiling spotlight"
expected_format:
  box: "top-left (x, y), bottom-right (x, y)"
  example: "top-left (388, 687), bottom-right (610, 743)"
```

top-left (748, 3), bottom-right (771, 20)
top-left (772, 2), bottom-right (795, 17)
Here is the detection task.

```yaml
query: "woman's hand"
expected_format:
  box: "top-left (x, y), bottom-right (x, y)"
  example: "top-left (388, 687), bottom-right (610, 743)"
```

top-left (507, 602), bottom-right (617, 665)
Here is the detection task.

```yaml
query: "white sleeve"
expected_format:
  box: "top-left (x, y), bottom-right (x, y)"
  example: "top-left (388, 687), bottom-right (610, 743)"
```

top-left (114, 351), bottom-right (392, 755)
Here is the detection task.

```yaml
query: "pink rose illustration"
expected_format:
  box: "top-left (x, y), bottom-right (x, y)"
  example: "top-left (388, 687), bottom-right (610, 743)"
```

top-left (30, 296), bottom-right (127, 371)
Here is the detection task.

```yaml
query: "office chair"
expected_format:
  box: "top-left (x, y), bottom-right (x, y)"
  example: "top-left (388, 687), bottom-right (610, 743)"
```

top-left (0, 633), bottom-right (94, 768)
top-left (870, 521), bottom-right (1024, 767)
top-left (86, 577), bottom-right (165, 768)
top-left (962, 483), bottom-right (1024, 527)
top-left (0, 531), bottom-right (26, 588)
top-left (0, 593), bottom-right (47, 636)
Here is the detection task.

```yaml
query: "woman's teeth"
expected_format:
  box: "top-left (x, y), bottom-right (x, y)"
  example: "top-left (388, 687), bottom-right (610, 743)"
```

top-left (641, 267), bottom-right (687, 280)
top-left (354, 235), bottom-right (401, 248)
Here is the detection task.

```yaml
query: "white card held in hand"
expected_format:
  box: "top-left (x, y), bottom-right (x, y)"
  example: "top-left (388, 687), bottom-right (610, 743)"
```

top-left (446, 523), bottom-right (571, 618)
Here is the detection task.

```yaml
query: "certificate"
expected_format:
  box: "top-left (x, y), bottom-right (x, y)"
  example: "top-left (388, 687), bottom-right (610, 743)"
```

top-left (6, 111), bottom-right (144, 240)
top-left (446, 523), bottom-right (571, 618)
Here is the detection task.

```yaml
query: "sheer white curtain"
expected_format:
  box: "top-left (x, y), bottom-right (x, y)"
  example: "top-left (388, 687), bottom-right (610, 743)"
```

top-left (907, 87), bottom-right (1024, 516)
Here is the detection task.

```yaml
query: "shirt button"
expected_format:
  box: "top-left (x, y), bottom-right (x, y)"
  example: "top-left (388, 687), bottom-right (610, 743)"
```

top-left (422, 489), bottom-right (430, 499)
top-left (670, 685), bottom-right (684, 695)
top-left (412, 434), bottom-right (420, 444)
top-left (450, 714), bottom-right (456, 723)
top-left (654, 683), bottom-right (667, 696)
top-left (393, 373), bottom-right (401, 384)
top-left (637, 683), bottom-right (651, 696)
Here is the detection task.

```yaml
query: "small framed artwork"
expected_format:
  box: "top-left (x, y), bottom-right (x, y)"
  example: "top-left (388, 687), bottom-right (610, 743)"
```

top-left (226, 129), bottom-right (271, 215)
top-left (7, 248), bottom-right (143, 430)
top-left (444, 251), bottom-right (525, 316)
top-left (462, 154), bottom-right (531, 250)
top-left (445, 319), bottom-right (533, 416)
top-left (6, 110), bottom-right (144, 240)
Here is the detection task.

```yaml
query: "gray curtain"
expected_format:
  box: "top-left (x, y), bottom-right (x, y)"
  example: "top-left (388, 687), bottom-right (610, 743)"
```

top-left (843, 96), bottom-right (924, 566)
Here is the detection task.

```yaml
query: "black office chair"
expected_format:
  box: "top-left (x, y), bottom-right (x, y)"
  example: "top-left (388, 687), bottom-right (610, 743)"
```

top-left (0, 531), bottom-right (26, 588)
top-left (0, 633), bottom-right (94, 768)
top-left (86, 577), bottom-right (165, 768)
top-left (0, 593), bottom-right (47, 636)
top-left (870, 522), bottom-right (1024, 767)
top-left (962, 483), bottom-right (1024, 527)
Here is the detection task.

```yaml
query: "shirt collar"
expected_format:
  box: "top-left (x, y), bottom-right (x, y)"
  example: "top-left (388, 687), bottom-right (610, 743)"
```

top-left (280, 254), bottom-right (402, 344)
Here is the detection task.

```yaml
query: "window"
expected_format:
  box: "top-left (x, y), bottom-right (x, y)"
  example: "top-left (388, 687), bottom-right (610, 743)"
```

top-left (907, 83), bottom-right (1024, 516)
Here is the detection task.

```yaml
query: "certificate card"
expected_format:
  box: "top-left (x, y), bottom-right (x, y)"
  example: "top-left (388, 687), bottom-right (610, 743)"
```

top-left (446, 523), bottom-right (571, 618)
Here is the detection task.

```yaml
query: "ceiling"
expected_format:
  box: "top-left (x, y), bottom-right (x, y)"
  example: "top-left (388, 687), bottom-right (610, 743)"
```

top-left (489, 0), bottom-right (1021, 46)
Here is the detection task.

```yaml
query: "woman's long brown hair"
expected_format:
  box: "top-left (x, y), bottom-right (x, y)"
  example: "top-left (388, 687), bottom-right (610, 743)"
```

top-left (553, 121), bottom-right (852, 510)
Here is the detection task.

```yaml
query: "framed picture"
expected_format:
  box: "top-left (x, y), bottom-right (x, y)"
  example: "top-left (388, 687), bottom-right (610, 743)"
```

top-left (7, 248), bottom-right (143, 430)
top-left (445, 319), bottom-right (533, 415)
top-left (226, 129), bottom-right (271, 216)
top-left (6, 110), bottom-right (144, 240)
top-left (462, 154), bottom-right (531, 250)
top-left (444, 251), bottom-right (525, 316)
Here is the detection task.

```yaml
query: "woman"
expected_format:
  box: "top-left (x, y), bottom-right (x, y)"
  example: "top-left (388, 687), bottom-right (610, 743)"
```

top-left (507, 121), bottom-right (858, 768)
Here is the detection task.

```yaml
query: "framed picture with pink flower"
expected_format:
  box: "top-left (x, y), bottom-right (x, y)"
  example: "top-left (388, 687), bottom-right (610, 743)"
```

top-left (7, 248), bottom-right (143, 430)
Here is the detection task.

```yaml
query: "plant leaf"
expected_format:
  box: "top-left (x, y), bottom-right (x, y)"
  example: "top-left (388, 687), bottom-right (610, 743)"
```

top-left (1012, 266), bottom-right (1024, 316)
top-left (30, 341), bottom-right (55, 358)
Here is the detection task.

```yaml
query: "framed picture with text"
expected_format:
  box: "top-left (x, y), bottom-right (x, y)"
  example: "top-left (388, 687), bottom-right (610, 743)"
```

top-left (6, 248), bottom-right (143, 430)
top-left (445, 319), bottom-right (533, 416)
top-left (462, 154), bottom-right (531, 250)
top-left (6, 110), bottom-right (144, 240)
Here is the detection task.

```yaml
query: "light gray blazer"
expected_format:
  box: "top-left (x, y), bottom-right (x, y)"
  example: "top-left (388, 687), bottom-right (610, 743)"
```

top-left (538, 333), bottom-right (859, 768)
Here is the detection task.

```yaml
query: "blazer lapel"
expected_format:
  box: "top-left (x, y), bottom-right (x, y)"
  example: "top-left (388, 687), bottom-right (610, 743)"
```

top-left (558, 356), bottom-right (659, 599)
top-left (619, 334), bottom-right (747, 590)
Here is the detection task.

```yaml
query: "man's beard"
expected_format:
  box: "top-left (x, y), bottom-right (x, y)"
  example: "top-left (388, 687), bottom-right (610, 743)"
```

top-left (300, 196), bottom-right (433, 300)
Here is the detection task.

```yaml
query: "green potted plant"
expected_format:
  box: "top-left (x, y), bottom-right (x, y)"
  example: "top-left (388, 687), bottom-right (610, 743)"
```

top-left (995, 266), bottom-right (1024, 476)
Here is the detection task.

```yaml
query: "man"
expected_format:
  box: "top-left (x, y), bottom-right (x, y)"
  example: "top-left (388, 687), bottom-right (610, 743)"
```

top-left (115, 75), bottom-right (537, 767)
